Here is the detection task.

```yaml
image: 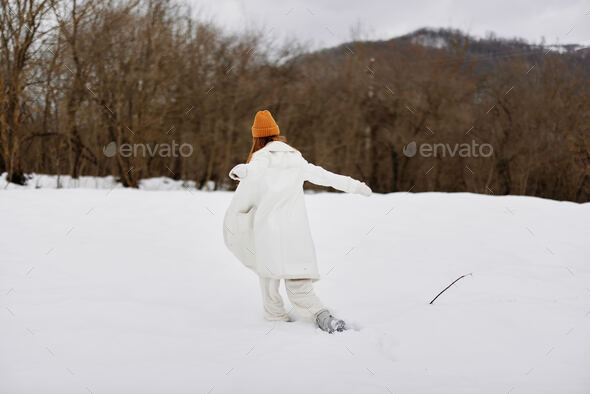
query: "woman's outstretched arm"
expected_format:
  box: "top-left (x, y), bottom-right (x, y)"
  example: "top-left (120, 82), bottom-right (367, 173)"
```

top-left (304, 161), bottom-right (372, 196)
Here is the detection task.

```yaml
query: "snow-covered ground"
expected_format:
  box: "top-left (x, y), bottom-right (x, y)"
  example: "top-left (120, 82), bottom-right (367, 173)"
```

top-left (1, 187), bottom-right (589, 394)
top-left (0, 172), bottom-right (217, 191)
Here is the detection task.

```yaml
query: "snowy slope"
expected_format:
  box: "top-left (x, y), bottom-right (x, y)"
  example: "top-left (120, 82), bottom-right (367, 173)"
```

top-left (0, 172), bottom-right (216, 191)
top-left (0, 189), bottom-right (589, 394)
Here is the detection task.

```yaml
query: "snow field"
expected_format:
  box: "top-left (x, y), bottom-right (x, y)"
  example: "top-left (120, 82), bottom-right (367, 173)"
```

top-left (1, 188), bottom-right (589, 393)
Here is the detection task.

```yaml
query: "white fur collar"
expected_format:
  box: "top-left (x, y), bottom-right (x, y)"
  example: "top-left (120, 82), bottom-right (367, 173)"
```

top-left (265, 141), bottom-right (295, 152)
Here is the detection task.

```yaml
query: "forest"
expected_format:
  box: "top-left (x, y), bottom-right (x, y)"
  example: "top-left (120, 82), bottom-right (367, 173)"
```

top-left (1, 0), bottom-right (589, 201)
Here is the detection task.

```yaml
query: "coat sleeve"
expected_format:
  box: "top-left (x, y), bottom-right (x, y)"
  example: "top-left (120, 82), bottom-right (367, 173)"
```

top-left (229, 153), bottom-right (270, 181)
top-left (303, 161), bottom-right (361, 193)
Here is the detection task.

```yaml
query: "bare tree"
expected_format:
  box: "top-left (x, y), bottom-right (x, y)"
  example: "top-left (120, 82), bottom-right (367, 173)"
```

top-left (0, 0), bottom-right (55, 183)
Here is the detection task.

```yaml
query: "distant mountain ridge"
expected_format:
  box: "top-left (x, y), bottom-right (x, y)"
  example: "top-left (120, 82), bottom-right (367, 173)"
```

top-left (305, 27), bottom-right (589, 71)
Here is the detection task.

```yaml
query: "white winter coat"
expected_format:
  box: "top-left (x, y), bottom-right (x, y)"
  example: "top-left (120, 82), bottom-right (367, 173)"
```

top-left (223, 141), bottom-right (367, 280)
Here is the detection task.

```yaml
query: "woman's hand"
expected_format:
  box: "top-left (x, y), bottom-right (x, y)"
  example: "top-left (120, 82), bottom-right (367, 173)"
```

top-left (354, 182), bottom-right (372, 197)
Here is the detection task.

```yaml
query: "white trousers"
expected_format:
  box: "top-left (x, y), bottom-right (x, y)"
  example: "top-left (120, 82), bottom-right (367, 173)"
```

top-left (259, 277), bottom-right (327, 321)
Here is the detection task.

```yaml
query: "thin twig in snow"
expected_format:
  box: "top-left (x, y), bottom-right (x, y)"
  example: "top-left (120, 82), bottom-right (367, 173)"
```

top-left (429, 273), bottom-right (472, 304)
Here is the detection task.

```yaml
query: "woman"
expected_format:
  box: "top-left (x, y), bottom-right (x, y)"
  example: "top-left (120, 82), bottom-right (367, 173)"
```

top-left (223, 110), bottom-right (371, 333)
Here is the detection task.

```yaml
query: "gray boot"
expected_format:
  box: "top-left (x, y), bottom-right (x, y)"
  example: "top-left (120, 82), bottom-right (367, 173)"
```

top-left (315, 310), bottom-right (346, 333)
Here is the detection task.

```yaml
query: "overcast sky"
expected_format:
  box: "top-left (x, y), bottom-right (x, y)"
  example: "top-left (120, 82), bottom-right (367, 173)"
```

top-left (191, 0), bottom-right (590, 49)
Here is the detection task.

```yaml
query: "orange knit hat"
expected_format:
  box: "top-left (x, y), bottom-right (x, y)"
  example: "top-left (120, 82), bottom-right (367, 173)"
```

top-left (251, 110), bottom-right (280, 137)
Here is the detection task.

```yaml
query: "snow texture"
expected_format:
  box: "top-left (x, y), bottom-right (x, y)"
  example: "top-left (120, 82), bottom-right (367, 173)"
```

top-left (1, 186), bottom-right (589, 394)
top-left (0, 173), bottom-right (217, 191)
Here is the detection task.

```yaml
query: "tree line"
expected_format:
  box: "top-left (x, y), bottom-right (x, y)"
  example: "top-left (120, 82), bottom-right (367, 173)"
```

top-left (1, 0), bottom-right (589, 201)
